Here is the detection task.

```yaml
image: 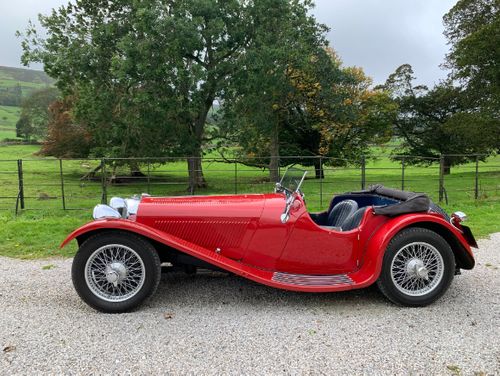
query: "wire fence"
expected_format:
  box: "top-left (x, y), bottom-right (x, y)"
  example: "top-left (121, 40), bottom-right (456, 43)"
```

top-left (0, 154), bottom-right (499, 213)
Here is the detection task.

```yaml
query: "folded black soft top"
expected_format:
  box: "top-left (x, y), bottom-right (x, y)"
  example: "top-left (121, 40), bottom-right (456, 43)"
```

top-left (351, 184), bottom-right (431, 217)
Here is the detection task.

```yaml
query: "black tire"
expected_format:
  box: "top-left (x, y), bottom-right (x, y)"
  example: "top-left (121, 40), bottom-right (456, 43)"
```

top-left (72, 231), bottom-right (161, 313)
top-left (377, 227), bottom-right (455, 307)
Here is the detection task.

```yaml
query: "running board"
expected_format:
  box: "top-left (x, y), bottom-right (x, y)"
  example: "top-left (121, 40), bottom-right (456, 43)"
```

top-left (272, 272), bottom-right (354, 287)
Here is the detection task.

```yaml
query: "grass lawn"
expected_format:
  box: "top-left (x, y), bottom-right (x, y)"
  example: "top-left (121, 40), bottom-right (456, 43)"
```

top-left (0, 130), bottom-right (18, 140)
top-left (0, 105), bottom-right (21, 125)
top-left (0, 105), bottom-right (21, 140)
top-left (0, 144), bottom-right (498, 259)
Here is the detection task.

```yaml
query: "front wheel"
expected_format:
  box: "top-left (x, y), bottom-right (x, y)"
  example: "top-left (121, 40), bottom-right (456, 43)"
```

top-left (72, 231), bottom-right (161, 313)
top-left (377, 227), bottom-right (455, 306)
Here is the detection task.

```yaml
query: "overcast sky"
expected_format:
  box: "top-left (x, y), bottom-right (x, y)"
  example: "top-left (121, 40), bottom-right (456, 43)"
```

top-left (0, 0), bottom-right (457, 87)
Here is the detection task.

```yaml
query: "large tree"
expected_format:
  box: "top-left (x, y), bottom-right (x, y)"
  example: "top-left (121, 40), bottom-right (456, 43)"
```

top-left (321, 64), bottom-right (395, 163)
top-left (442, 0), bottom-right (500, 156)
top-left (219, 44), bottom-right (395, 180)
top-left (218, 3), bottom-right (330, 181)
top-left (20, 0), bottom-right (253, 190)
top-left (443, 0), bottom-right (500, 114)
top-left (20, 0), bottom-right (330, 191)
top-left (383, 64), bottom-right (497, 173)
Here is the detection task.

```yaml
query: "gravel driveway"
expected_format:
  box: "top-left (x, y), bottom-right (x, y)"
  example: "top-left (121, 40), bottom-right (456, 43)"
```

top-left (1, 233), bottom-right (499, 375)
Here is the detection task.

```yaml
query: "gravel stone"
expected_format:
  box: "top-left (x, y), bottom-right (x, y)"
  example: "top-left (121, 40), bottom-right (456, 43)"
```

top-left (1, 233), bottom-right (499, 375)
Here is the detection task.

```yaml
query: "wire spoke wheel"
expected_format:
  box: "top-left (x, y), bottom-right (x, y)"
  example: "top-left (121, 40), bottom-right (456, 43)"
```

top-left (84, 244), bottom-right (146, 302)
top-left (390, 241), bottom-right (444, 297)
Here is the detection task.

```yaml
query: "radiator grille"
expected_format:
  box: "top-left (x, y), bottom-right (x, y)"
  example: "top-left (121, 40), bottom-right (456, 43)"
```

top-left (154, 219), bottom-right (249, 249)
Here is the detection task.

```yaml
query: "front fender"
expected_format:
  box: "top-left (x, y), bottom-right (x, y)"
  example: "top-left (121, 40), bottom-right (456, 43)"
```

top-left (60, 218), bottom-right (253, 278)
top-left (60, 218), bottom-right (170, 249)
top-left (353, 213), bottom-right (475, 287)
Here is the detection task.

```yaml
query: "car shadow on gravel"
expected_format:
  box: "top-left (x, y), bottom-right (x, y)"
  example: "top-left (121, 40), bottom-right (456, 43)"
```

top-left (150, 271), bottom-right (388, 311)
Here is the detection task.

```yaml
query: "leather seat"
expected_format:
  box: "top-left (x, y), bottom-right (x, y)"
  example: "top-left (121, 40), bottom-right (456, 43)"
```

top-left (327, 199), bottom-right (358, 227)
top-left (341, 207), bottom-right (367, 231)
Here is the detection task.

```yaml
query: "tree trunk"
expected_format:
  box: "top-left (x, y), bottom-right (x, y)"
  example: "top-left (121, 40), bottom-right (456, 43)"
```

top-left (186, 89), bottom-right (213, 193)
top-left (269, 124), bottom-right (280, 182)
top-left (129, 161), bottom-right (145, 177)
top-left (314, 158), bottom-right (324, 179)
top-left (187, 147), bottom-right (207, 193)
top-left (443, 156), bottom-right (452, 175)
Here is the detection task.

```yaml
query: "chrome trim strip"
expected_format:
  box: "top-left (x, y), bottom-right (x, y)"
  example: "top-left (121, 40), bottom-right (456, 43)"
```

top-left (272, 272), bottom-right (353, 286)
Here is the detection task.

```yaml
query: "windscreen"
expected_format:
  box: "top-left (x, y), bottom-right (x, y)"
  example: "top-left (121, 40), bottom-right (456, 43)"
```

top-left (279, 167), bottom-right (307, 193)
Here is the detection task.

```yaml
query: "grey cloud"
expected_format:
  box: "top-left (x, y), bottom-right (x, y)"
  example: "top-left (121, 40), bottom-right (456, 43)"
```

top-left (312, 0), bottom-right (457, 86)
top-left (0, 0), bottom-right (67, 70)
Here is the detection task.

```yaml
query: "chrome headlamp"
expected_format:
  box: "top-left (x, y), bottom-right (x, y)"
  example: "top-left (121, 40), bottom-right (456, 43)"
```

top-left (125, 197), bottom-right (140, 215)
top-left (109, 197), bottom-right (128, 217)
top-left (93, 204), bottom-right (121, 220)
top-left (93, 195), bottom-right (144, 220)
top-left (109, 196), bottom-right (141, 218)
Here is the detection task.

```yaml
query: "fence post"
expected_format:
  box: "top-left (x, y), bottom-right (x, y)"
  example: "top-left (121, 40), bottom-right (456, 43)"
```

top-left (401, 157), bottom-right (405, 191)
top-left (147, 160), bottom-right (151, 194)
top-left (439, 155), bottom-right (445, 202)
top-left (59, 159), bottom-right (66, 210)
top-left (319, 157), bottom-right (323, 209)
top-left (361, 156), bottom-right (366, 190)
top-left (101, 158), bottom-right (107, 204)
top-left (475, 155), bottom-right (479, 199)
top-left (17, 159), bottom-right (25, 210)
top-left (234, 160), bottom-right (238, 194)
top-left (277, 156), bottom-right (281, 182)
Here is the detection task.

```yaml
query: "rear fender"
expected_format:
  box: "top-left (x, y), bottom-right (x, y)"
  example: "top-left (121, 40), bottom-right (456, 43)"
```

top-left (353, 214), bottom-right (475, 287)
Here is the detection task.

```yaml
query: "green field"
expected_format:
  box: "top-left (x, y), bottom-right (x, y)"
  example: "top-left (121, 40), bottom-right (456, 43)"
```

top-left (0, 144), bottom-right (498, 259)
top-left (0, 79), bottom-right (50, 91)
top-left (0, 105), bottom-right (21, 139)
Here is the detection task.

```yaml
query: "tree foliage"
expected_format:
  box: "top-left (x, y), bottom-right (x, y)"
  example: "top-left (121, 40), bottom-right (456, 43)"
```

top-left (16, 87), bottom-right (59, 140)
top-left (322, 64), bottom-right (395, 162)
top-left (19, 0), bottom-right (261, 189)
top-left (220, 43), bottom-right (395, 180)
top-left (39, 97), bottom-right (92, 158)
top-left (382, 64), bottom-right (498, 173)
top-left (444, 0), bottom-right (500, 114)
top-left (0, 85), bottom-right (23, 107)
top-left (217, 0), bottom-right (330, 180)
top-left (379, 2), bottom-right (500, 173)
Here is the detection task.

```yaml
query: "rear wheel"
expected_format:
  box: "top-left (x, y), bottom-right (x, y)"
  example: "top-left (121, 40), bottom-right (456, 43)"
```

top-left (72, 231), bottom-right (161, 313)
top-left (377, 227), bottom-right (455, 306)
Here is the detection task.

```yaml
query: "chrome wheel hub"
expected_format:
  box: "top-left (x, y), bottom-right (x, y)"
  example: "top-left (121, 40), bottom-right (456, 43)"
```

top-left (406, 259), bottom-right (429, 280)
top-left (105, 262), bottom-right (127, 285)
top-left (84, 244), bottom-right (146, 302)
top-left (390, 242), bottom-right (444, 297)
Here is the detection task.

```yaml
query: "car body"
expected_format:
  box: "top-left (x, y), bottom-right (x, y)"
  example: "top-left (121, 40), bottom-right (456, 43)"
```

top-left (63, 169), bottom-right (477, 312)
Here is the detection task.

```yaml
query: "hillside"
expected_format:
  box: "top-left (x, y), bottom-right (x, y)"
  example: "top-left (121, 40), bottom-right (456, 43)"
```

top-left (0, 65), bottom-right (53, 86)
top-left (0, 66), bottom-right (54, 140)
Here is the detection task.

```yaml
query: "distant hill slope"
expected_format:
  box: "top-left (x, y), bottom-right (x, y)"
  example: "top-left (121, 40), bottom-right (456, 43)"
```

top-left (0, 66), bottom-right (55, 106)
top-left (0, 66), bottom-right (54, 86)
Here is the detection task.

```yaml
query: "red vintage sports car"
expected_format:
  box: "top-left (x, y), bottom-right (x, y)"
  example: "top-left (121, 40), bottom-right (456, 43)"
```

top-left (62, 168), bottom-right (477, 312)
